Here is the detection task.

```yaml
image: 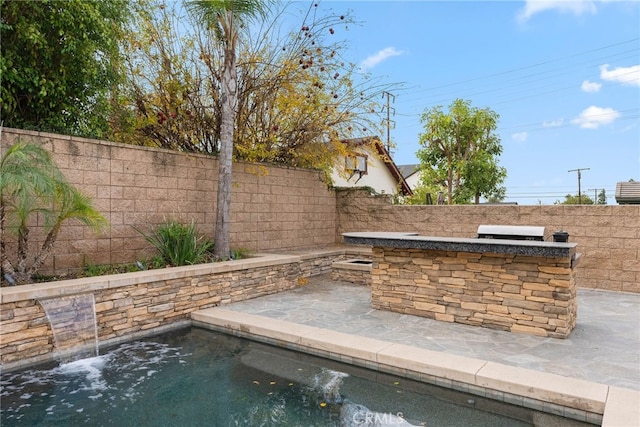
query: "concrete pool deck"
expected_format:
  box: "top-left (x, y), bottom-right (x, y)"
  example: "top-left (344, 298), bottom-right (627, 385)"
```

top-left (192, 275), bottom-right (640, 426)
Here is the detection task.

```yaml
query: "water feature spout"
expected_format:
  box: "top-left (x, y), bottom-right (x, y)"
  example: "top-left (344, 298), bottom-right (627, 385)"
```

top-left (39, 294), bottom-right (99, 363)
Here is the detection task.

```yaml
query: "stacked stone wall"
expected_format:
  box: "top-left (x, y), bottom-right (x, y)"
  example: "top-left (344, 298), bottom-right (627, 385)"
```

top-left (331, 258), bottom-right (373, 285)
top-left (371, 247), bottom-right (577, 338)
top-left (0, 250), bottom-right (353, 370)
top-left (337, 188), bottom-right (640, 293)
top-left (330, 267), bottom-right (371, 285)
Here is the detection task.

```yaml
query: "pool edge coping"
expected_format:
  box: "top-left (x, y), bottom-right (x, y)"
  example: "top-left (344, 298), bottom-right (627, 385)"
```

top-left (192, 307), bottom-right (640, 427)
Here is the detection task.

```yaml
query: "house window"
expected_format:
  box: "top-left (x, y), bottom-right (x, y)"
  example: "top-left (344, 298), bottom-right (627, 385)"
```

top-left (345, 154), bottom-right (367, 174)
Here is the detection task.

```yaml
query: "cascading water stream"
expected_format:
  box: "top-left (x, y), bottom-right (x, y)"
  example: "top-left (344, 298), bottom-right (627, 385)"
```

top-left (38, 294), bottom-right (99, 363)
top-left (312, 369), bottom-right (417, 426)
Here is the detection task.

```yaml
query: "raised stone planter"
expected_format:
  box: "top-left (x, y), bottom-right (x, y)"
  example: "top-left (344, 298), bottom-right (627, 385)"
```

top-left (0, 249), bottom-right (361, 371)
top-left (343, 232), bottom-right (581, 338)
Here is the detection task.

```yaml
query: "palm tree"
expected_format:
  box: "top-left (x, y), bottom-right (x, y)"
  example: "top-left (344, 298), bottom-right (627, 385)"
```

top-left (186, 0), bottom-right (270, 259)
top-left (1, 141), bottom-right (107, 284)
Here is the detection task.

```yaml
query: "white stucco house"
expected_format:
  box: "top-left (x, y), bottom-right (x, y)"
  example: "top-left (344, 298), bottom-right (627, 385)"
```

top-left (331, 136), bottom-right (412, 197)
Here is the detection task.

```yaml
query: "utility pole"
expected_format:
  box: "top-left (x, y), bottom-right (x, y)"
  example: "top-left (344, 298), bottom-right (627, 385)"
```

top-left (568, 168), bottom-right (590, 204)
top-left (588, 188), bottom-right (599, 204)
top-left (381, 91), bottom-right (395, 156)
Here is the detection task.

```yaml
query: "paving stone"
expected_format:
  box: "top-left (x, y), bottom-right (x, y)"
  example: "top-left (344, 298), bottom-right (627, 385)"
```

top-left (225, 274), bottom-right (640, 391)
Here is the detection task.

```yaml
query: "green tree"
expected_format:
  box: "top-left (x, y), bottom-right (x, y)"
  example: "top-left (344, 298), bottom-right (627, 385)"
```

top-left (186, 0), bottom-right (271, 260)
top-left (416, 99), bottom-right (506, 204)
top-left (597, 189), bottom-right (607, 205)
top-left (458, 151), bottom-right (507, 203)
top-left (0, 0), bottom-right (131, 138)
top-left (403, 178), bottom-right (442, 205)
top-left (1, 142), bottom-right (108, 284)
top-left (555, 193), bottom-right (595, 205)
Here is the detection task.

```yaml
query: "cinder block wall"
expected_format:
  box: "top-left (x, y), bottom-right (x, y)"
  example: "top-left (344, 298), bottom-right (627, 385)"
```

top-left (337, 188), bottom-right (640, 293)
top-left (1, 128), bottom-right (337, 274)
top-left (2, 129), bottom-right (638, 294)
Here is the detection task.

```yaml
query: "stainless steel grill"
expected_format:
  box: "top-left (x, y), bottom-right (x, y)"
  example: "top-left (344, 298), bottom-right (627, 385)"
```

top-left (477, 225), bottom-right (545, 241)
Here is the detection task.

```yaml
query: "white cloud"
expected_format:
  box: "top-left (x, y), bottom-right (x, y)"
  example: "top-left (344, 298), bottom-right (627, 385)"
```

top-left (512, 132), bottom-right (528, 142)
top-left (571, 106), bottom-right (621, 129)
top-left (359, 47), bottom-right (404, 71)
top-left (600, 64), bottom-right (640, 87)
top-left (517, 0), bottom-right (598, 23)
top-left (542, 118), bottom-right (564, 128)
top-left (581, 80), bottom-right (602, 93)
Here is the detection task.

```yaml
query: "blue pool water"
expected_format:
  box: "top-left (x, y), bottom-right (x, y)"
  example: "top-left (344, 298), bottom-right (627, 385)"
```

top-left (1, 327), bottom-right (588, 426)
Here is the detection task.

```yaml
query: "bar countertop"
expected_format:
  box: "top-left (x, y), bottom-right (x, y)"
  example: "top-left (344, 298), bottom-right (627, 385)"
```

top-left (342, 232), bottom-right (578, 259)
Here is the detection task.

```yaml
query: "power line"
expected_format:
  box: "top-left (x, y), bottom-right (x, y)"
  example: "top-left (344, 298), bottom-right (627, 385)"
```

top-left (499, 109), bottom-right (640, 133)
top-left (402, 38), bottom-right (639, 98)
top-left (394, 39), bottom-right (639, 121)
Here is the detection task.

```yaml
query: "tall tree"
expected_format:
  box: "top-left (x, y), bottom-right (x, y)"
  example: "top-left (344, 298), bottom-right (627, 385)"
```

top-left (230, 3), bottom-right (390, 171)
top-left (416, 99), bottom-right (506, 204)
top-left (185, 0), bottom-right (270, 259)
top-left (116, 1), bottom-right (392, 177)
top-left (597, 189), bottom-right (607, 205)
top-left (114, 0), bottom-right (222, 152)
top-left (459, 151), bottom-right (507, 204)
top-left (0, 0), bottom-right (131, 138)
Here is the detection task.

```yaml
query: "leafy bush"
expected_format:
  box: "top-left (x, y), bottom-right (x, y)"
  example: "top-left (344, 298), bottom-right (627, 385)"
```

top-left (136, 220), bottom-right (213, 267)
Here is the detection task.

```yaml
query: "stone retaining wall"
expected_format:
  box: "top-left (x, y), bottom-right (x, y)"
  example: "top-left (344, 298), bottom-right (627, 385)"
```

top-left (0, 250), bottom-right (353, 371)
top-left (371, 247), bottom-right (577, 338)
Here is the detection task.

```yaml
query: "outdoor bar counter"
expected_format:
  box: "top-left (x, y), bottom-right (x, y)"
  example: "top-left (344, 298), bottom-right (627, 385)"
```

top-left (342, 232), bottom-right (580, 338)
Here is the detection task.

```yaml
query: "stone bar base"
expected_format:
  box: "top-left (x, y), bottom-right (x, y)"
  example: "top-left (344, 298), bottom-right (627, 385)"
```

top-left (371, 247), bottom-right (577, 338)
top-left (331, 259), bottom-right (372, 285)
top-left (342, 232), bottom-right (580, 339)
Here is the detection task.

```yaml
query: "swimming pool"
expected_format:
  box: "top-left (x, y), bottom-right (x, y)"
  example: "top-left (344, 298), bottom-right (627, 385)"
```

top-left (1, 327), bottom-right (592, 426)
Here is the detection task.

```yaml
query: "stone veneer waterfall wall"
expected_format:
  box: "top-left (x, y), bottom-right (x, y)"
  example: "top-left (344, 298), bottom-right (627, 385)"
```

top-left (0, 249), bottom-right (357, 371)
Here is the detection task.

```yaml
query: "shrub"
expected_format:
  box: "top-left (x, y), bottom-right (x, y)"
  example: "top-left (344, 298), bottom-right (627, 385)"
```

top-left (136, 219), bottom-right (213, 267)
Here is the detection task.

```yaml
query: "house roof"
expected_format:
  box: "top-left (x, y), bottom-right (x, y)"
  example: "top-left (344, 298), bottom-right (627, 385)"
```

top-left (397, 164), bottom-right (421, 179)
top-left (342, 136), bottom-right (413, 196)
top-left (615, 181), bottom-right (640, 204)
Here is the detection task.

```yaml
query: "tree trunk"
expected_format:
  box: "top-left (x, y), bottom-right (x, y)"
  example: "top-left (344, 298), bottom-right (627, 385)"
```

top-left (214, 43), bottom-right (237, 260)
top-left (0, 202), bottom-right (7, 275)
top-left (26, 223), bottom-right (61, 278)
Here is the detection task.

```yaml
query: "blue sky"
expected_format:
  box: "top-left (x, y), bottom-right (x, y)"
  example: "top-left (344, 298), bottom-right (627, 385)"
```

top-left (313, 0), bottom-right (640, 204)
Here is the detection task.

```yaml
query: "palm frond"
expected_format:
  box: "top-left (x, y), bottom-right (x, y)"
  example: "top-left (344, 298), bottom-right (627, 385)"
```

top-left (185, 0), bottom-right (271, 33)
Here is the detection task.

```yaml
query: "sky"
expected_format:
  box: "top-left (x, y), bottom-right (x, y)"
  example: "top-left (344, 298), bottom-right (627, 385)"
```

top-left (303, 0), bottom-right (640, 204)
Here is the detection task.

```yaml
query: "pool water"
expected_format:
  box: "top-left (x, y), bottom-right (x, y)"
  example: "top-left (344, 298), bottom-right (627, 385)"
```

top-left (1, 327), bottom-right (587, 426)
